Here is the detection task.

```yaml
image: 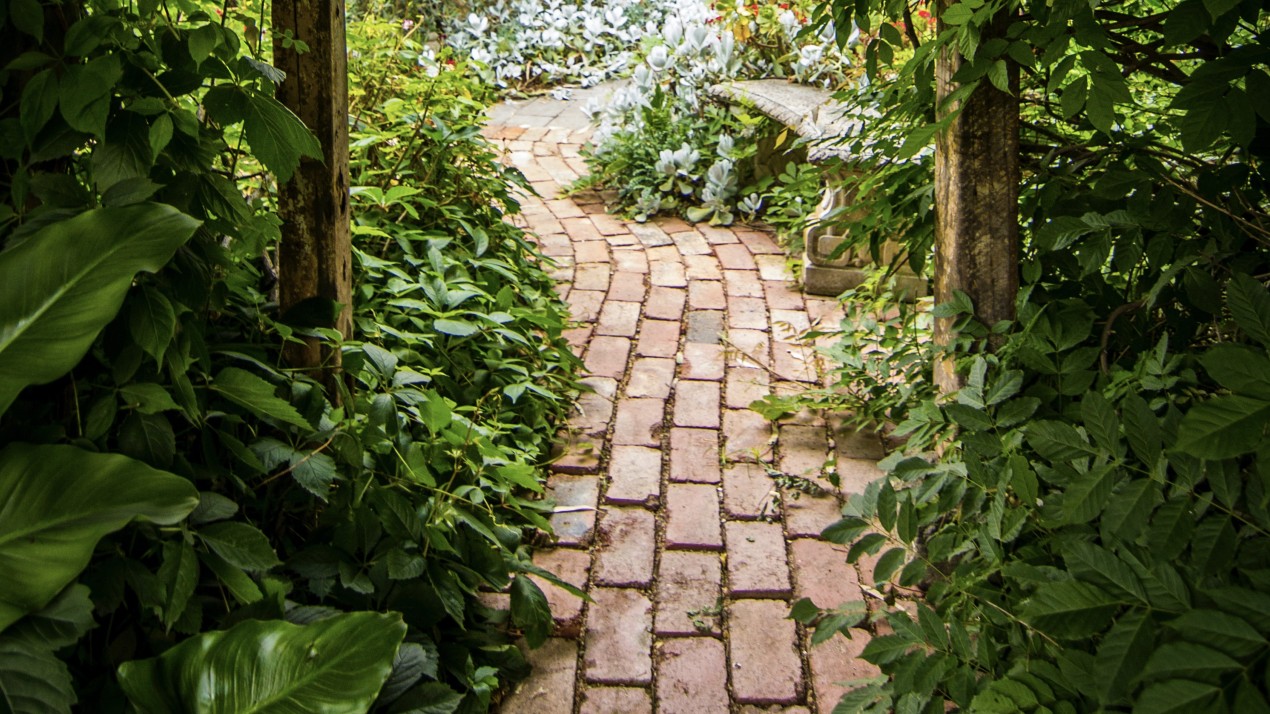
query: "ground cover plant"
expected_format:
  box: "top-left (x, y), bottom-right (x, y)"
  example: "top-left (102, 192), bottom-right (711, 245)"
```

top-left (759, 0), bottom-right (1270, 711)
top-left (0, 2), bottom-right (578, 711)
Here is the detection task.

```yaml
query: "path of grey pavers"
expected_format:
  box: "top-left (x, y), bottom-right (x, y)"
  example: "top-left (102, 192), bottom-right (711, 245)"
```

top-left (481, 85), bottom-right (884, 714)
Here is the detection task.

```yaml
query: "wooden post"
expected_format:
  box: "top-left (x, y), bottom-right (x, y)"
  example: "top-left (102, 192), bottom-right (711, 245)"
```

top-left (272, 0), bottom-right (353, 391)
top-left (932, 5), bottom-right (1019, 392)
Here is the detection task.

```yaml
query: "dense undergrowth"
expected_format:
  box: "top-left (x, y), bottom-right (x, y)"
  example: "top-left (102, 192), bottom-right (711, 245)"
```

top-left (0, 2), bottom-right (578, 711)
top-left (754, 0), bottom-right (1270, 711)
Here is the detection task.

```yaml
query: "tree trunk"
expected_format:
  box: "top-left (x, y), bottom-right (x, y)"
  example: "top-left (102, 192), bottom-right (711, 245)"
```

top-left (272, 0), bottom-right (352, 394)
top-left (932, 5), bottom-right (1020, 393)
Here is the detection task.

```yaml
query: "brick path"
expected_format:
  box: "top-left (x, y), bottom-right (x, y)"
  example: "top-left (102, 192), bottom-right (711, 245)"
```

top-left (482, 86), bottom-right (882, 714)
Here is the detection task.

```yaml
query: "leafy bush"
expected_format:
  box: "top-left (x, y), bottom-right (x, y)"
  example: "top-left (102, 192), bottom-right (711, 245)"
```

top-left (0, 2), bottom-right (578, 711)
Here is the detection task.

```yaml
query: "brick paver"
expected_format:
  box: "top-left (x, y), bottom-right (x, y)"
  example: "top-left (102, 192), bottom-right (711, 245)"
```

top-left (486, 86), bottom-right (884, 714)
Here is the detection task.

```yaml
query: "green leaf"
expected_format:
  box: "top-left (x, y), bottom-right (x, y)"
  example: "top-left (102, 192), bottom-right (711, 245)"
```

top-left (1022, 581), bottom-right (1122, 639)
top-left (434, 318), bottom-right (479, 337)
top-left (157, 541), bottom-right (198, 631)
top-left (1227, 273), bottom-right (1270, 346)
top-left (823, 517), bottom-right (870, 545)
top-left (1063, 542), bottom-right (1146, 602)
top-left (1121, 393), bottom-right (1161, 466)
top-left (1099, 479), bottom-right (1160, 543)
top-left (0, 443), bottom-right (198, 633)
top-left (789, 597), bottom-right (821, 624)
top-left (3, 584), bottom-right (94, 650)
top-left (873, 548), bottom-right (907, 584)
top-left (0, 205), bottom-right (199, 416)
top-left (117, 612), bottom-right (406, 713)
top-left (241, 89), bottom-right (323, 183)
top-left (20, 69), bottom-right (58, 140)
top-left (1095, 611), bottom-right (1156, 705)
top-left (198, 521), bottom-right (281, 572)
top-left (1026, 421), bottom-right (1094, 462)
top-left (510, 575), bottom-right (551, 649)
top-left (0, 637), bottom-right (75, 714)
top-left (1167, 610), bottom-right (1267, 658)
top-left (59, 56), bottom-right (123, 138)
top-left (1141, 642), bottom-right (1241, 682)
top-left (119, 383), bottom-right (181, 414)
top-left (289, 450), bottom-right (339, 499)
top-left (1080, 392), bottom-right (1120, 453)
top-left (1201, 345), bottom-right (1270, 399)
top-left (1134, 680), bottom-right (1222, 714)
top-left (385, 681), bottom-right (462, 714)
top-left (1062, 466), bottom-right (1117, 524)
top-left (1175, 395), bottom-right (1270, 459)
top-left (118, 411), bottom-right (176, 468)
top-left (212, 367), bottom-right (312, 431)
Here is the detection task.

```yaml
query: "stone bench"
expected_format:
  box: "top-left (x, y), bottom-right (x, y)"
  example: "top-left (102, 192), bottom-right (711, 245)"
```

top-left (706, 79), bottom-right (926, 298)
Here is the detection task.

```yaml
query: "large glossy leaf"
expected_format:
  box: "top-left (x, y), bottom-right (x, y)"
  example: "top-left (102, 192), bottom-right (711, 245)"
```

top-left (0, 443), bottom-right (199, 633)
top-left (117, 612), bottom-right (407, 714)
top-left (0, 204), bottom-right (200, 415)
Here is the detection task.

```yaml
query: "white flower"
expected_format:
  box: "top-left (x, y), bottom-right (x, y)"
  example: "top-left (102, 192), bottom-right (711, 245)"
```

top-left (467, 13), bottom-right (489, 36)
top-left (717, 134), bottom-right (735, 158)
top-left (798, 44), bottom-right (824, 68)
top-left (646, 44), bottom-right (673, 72)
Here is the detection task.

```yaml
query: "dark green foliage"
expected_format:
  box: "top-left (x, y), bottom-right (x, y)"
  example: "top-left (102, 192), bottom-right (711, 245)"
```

top-left (783, 0), bottom-right (1270, 709)
top-left (0, 5), bottom-right (577, 712)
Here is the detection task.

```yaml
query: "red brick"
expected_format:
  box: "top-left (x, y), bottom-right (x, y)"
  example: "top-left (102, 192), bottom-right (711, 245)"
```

top-left (596, 300), bottom-right (641, 337)
top-left (606, 445), bottom-right (662, 505)
top-left (724, 521), bottom-right (791, 597)
top-left (673, 381), bottom-right (720, 429)
top-left (722, 409), bottom-right (775, 462)
top-left (654, 551), bottom-right (723, 636)
top-left (728, 296), bottom-right (769, 330)
top-left (754, 255), bottom-right (793, 283)
top-left (613, 248), bottom-right (649, 274)
top-left (836, 458), bottom-right (884, 495)
top-left (650, 261), bottom-right (688, 288)
top-left (657, 638), bottom-right (729, 714)
top-left (584, 588), bottom-right (653, 684)
top-left (571, 377), bottom-right (617, 437)
top-left (579, 687), bottom-right (652, 714)
top-left (569, 289), bottom-right (606, 323)
top-left (737, 707), bottom-right (810, 714)
top-left (728, 600), bottom-right (803, 704)
top-left (546, 198), bottom-right (586, 219)
top-left (563, 325), bottom-right (593, 352)
top-left (548, 474), bottom-right (599, 546)
top-left (726, 367), bottom-right (770, 409)
top-left (807, 631), bottom-right (881, 709)
top-left (669, 428), bottom-right (721, 483)
top-left (531, 548), bottom-right (592, 636)
top-left (688, 280), bottom-right (727, 310)
top-left (607, 272), bottom-right (648, 302)
top-left (772, 341), bottom-right (819, 383)
top-left (779, 424), bottom-right (830, 480)
top-left (645, 286), bottom-right (687, 321)
top-left (698, 224), bottom-right (740, 244)
top-left (573, 239), bottom-right (611, 263)
top-left (789, 538), bottom-right (861, 609)
top-left (724, 269), bottom-right (765, 298)
top-left (832, 422), bottom-right (886, 460)
top-left (680, 343), bottom-right (725, 381)
top-left (553, 439), bottom-right (601, 474)
top-left (684, 255), bottom-right (723, 280)
top-left (722, 462), bottom-right (779, 520)
top-left (764, 280), bottom-right (805, 310)
top-left (528, 214), bottom-right (566, 236)
top-left (630, 222), bottom-right (671, 246)
top-left (646, 245), bottom-right (681, 263)
top-left (725, 330), bottom-right (770, 370)
top-left (669, 230), bottom-right (712, 256)
top-left (783, 492), bottom-right (844, 538)
top-left (574, 263), bottom-right (611, 292)
top-left (665, 484), bottom-right (723, 550)
top-left (626, 357), bottom-right (677, 399)
top-left (594, 507), bottom-right (656, 587)
top-left (657, 216), bottom-right (694, 233)
top-left (636, 319), bottom-right (681, 358)
top-left (590, 212), bottom-right (631, 237)
top-left (562, 217), bottom-right (604, 243)
top-left (735, 228), bottom-right (784, 254)
top-left (804, 297), bottom-right (846, 325)
top-left (584, 336), bottom-right (631, 379)
top-left (499, 638), bottom-right (577, 712)
top-left (612, 397), bottom-right (666, 447)
top-left (715, 243), bottom-right (758, 270)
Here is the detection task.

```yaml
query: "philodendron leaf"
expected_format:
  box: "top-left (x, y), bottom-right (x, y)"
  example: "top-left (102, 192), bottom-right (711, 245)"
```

top-left (117, 612), bottom-right (407, 714)
top-left (0, 443), bottom-right (199, 633)
top-left (0, 204), bottom-right (200, 416)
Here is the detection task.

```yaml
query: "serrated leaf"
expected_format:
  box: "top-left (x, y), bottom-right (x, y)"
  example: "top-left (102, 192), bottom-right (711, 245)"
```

top-left (1063, 542), bottom-right (1147, 602)
top-left (788, 597), bottom-right (821, 624)
top-left (1134, 679), bottom-right (1221, 714)
top-left (1227, 273), bottom-right (1270, 346)
top-left (823, 517), bottom-right (870, 545)
top-left (212, 367), bottom-right (311, 431)
top-left (1167, 610), bottom-right (1266, 658)
top-left (1121, 393), bottom-right (1161, 466)
top-left (1095, 611), bottom-right (1155, 705)
top-left (157, 541), bottom-right (198, 630)
top-left (377, 642), bottom-right (429, 707)
top-left (1175, 394), bottom-right (1270, 459)
top-left (198, 522), bottom-right (281, 572)
top-left (289, 450), bottom-right (339, 500)
top-left (1100, 479), bottom-right (1160, 543)
top-left (241, 89), bottom-right (323, 183)
top-left (1081, 392), bottom-right (1120, 453)
top-left (873, 548), bottom-right (906, 585)
top-left (59, 56), bottom-right (122, 138)
top-left (1062, 466), bottom-right (1117, 524)
top-left (1141, 642), bottom-right (1241, 681)
top-left (433, 318), bottom-right (479, 337)
top-left (0, 637), bottom-right (75, 714)
top-left (1022, 581), bottom-right (1122, 639)
top-left (1027, 421), bottom-right (1094, 462)
top-left (385, 681), bottom-right (462, 714)
top-left (118, 412), bottom-right (176, 468)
